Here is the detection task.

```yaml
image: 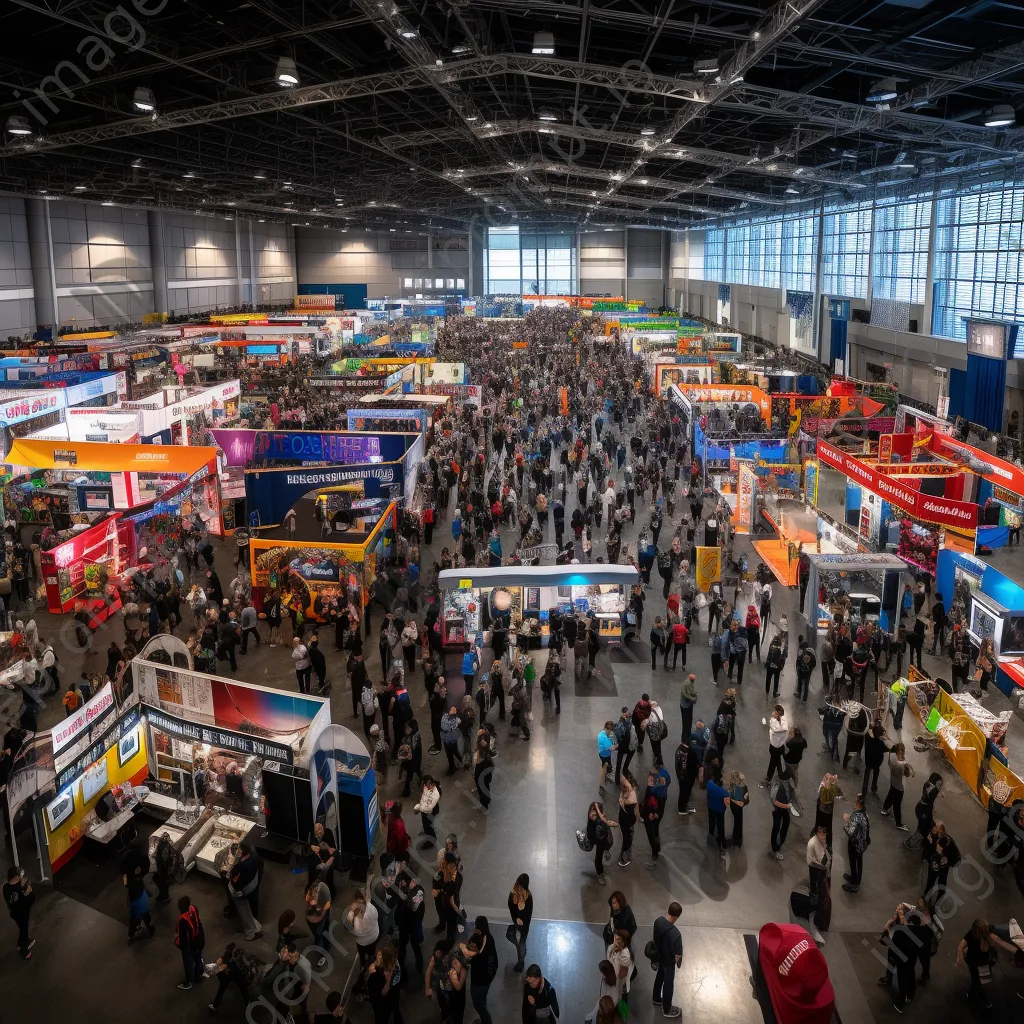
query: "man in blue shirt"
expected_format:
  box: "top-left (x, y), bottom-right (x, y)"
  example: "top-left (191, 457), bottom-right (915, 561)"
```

top-left (461, 642), bottom-right (480, 696)
top-left (706, 775), bottom-right (730, 857)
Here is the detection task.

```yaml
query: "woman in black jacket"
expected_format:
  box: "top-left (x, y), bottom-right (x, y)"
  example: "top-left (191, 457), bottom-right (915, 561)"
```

top-left (602, 890), bottom-right (637, 947)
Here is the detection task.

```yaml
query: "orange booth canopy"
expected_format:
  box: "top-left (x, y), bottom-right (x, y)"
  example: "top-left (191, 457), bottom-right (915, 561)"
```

top-left (6, 438), bottom-right (217, 476)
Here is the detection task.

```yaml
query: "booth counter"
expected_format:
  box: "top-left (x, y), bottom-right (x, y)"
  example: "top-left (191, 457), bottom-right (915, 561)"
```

top-left (436, 564), bottom-right (638, 650)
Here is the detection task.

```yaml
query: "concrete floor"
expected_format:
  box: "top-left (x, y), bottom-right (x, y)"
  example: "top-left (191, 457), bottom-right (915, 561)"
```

top-left (1, 456), bottom-right (1021, 1024)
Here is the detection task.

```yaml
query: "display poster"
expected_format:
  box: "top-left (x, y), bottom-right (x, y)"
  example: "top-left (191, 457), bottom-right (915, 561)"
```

top-left (250, 541), bottom-right (363, 622)
top-left (736, 463), bottom-right (756, 535)
top-left (878, 434), bottom-right (893, 463)
top-left (695, 546), bottom-right (722, 593)
top-left (211, 428), bottom-right (257, 466)
top-left (51, 682), bottom-right (115, 760)
top-left (310, 723), bottom-right (376, 854)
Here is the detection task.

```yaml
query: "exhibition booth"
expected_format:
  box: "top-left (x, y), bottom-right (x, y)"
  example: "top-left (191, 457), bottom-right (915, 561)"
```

top-left (801, 552), bottom-right (909, 634)
top-left (120, 380), bottom-right (241, 444)
top-left (249, 500), bottom-right (398, 625)
top-left (436, 564), bottom-right (638, 650)
top-left (7, 656), bottom-right (345, 877)
top-left (5, 437), bottom-right (220, 522)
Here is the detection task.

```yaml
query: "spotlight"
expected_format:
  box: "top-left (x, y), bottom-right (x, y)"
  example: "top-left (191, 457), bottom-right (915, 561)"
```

top-left (532, 31), bottom-right (555, 55)
top-left (275, 56), bottom-right (299, 87)
top-left (866, 78), bottom-right (898, 103)
top-left (5, 116), bottom-right (32, 136)
top-left (694, 58), bottom-right (720, 75)
top-left (538, 109), bottom-right (558, 122)
top-left (133, 86), bottom-right (156, 113)
top-left (639, 125), bottom-right (656, 136)
top-left (984, 104), bottom-right (1016, 128)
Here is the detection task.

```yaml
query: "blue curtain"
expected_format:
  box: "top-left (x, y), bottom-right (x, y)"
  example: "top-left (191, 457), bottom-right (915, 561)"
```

top-left (829, 319), bottom-right (848, 366)
top-left (965, 353), bottom-right (1006, 432)
top-left (948, 367), bottom-right (967, 419)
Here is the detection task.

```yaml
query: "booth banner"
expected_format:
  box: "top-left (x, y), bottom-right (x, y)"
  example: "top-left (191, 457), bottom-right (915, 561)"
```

top-left (253, 430), bottom-right (412, 466)
top-left (346, 409), bottom-right (426, 431)
top-left (695, 546), bottom-right (721, 593)
top-left (251, 541), bottom-right (363, 621)
top-left (54, 707), bottom-right (142, 793)
top-left (932, 433), bottom-right (1024, 499)
top-left (878, 434), bottom-right (893, 462)
top-left (736, 463), bottom-right (756, 535)
top-left (804, 460), bottom-right (818, 506)
top-left (51, 682), bottom-right (115, 760)
top-left (310, 723), bottom-right (376, 848)
top-left (873, 461), bottom-right (960, 477)
top-left (308, 375), bottom-right (387, 391)
top-left (423, 362), bottom-right (467, 385)
top-left (425, 382), bottom-right (482, 407)
top-left (6, 438), bottom-right (217, 476)
top-left (142, 704), bottom-right (294, 764)
top-left (0, 389), bottom-right (65, 426)
top-left (211, 428), bottom-right (257, 467)
top-left (817, 442), bottom-right (978, 530)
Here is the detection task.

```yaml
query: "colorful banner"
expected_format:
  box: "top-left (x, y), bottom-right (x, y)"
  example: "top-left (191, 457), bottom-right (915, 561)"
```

top-left (210, 428), bottom-right (257, 466)
top-left (695, 546), bottom-right (722, 593)
top-left (736, 464), bottom-right (756, 535)
top-left (253, 430), bottom-right (409, 465)
top-left (878, 434), bottom-right (893, 463)
top-left (804, 459), bottom-right (818, 506)
top-left (6, 438), bottom-right (217, 476)
top-left (51, 683), bottom-right (115, 761)
top-left (346, 409), bottom-right (427, 431)
top-left (672, 382), bottom-right (772, 419)
top-left (931, 434), bottom-right (1024, 499)
top-left (250, 540), bottom-right (364, 622)
top-left (817, 441), bottom-right (978, 531)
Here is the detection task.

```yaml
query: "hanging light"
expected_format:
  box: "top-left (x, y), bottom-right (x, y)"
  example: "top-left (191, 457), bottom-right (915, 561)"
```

top-left (639, 125), bottom-right (656, 136)
top-left (694, 58), bottom-right (719, 75)
top-left (866, 78), bottom-right (898, 103)
top-left (5, 116), bottom-right (32, 136)
top-left (531, 31), bottom-right (555, 55)
top-left (984, 104), bottom-right (1016, 128)
top-left (133, 86), bottom-right (156, 113)
top-left (538, 109), bottom-right (558, 122)
top-left (275, 57), bottom-right (299, 87)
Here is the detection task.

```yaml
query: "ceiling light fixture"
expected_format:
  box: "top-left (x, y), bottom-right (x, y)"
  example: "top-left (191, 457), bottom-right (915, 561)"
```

top-left (538, 109), bottom-right (558, 122)
top-left (694, 58), bottom-right (720, 75)
top-left (254, 173), bottom-right (266, 180)
top-left (751, 29), bottom-right (762, 40)
top-left (532, 30), bottom-right (555, 55)
top-left (5, 116), bottom-right (32, 136)
top-left (866, 78), bottom-right (898, 103)
top-left (399, 28), bottom-right (418, 39)
top-left (133, 86), bottom-right (155, 113)
top-left (639, 125), bottom-right (656, 136)
top-left (451, 41), bottom-right (472, 55)
top-left (785, 184), bottom-right (800, 194)
top-left (984, 104), bottom-right (1016, 128)
top-left (74, 185), bottom-right (87, 191)
top-left (465, 113), bottom-right (479, 122)
top-left (275, 56), bottom-right (299, 87)
top-left (183, 171), bottom-right (196, 179)
top-left (101, 200), bottom-right (116, 207)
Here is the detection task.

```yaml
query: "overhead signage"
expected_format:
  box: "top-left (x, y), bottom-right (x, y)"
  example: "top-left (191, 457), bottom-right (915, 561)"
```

top-left (255, 431), bottom-right (383, 465)
top-left (51, 682), bottom-right (115, 759)
top-left (54, 707), bottom-right (142, 793)
top-left (284, 465), bottom-right (396, 487)
top-left (966, 321), bottom-right (1006, 360)
top-left (0, 389), bottom-right (65, 426)
top-left (308, 375), bottom-right (387, 390)
top-left (931, 433), bottom-right (1024, 499)
top-left (141, 704), bottom-right (293, 764)
top-left (817, 441), bottom-right (978, 530)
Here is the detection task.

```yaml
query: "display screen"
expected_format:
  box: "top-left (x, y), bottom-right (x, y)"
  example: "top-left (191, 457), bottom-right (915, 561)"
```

top-left (966, 321), bottom-right (1006, 360)
top-left (970, 600), bottom-right (998, 643)
top-left (117, 727), bottom-right (140, 766)
top-left (81, 758), bottom-right (109, 804)
top-left (45, 788), bottom-right (76, 830)
top-left (1003, 615), bottom-right (1024, 655)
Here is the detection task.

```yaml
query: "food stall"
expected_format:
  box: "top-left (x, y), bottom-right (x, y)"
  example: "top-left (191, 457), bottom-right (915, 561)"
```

top-left (436, 564), bottom-right (638, 650)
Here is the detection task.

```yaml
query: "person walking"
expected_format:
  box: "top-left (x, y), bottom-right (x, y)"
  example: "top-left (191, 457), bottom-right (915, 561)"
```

top-left (3, 865), bottom-right (35, 960)
top-left (291, 637), bottom-right (312, 694)
top-left (414, 776), bottom-right (441, 839)
top-left (727, 770), bottom-right (749, 849)
top-left (649, 617), bottom-right (667, 671)
top-left (651, 902), bottom-right (683, 1018)
top-left (597, 721), bottom-right (617, 792)
top-left (617, 774), bottom-right (639, 868)
top-left (842, 793), bottom-right (870, 893)
top-left (507, 873), bottom-right (533, 973)
top-left (174, 895), bottom-right (208, 990)
top-left (670, 618), bottom-right (689, 669)
top-left (612, 707), bottom-right (637, 785)
top-left (764, 635), bottom-right (785, 701)
top-left (706, 771), bottom-right (729, 858)
top-left (467, 918), bottom-right (499, 1024)
top-left (806, 825), bottom-right (830, 900)
top-left (765, 704), bottom-right (788, 784)
top-left (523, 964), bottom-right (560, 1024)
top-left (880, 742), bottom-right (912, 832)
top-left (679, 673), bottom-right (697, 742)
top-left (585, 800), bottom-right (618, 885)
top-left (770, 770), bottom-right (793, 861)
top-left (227, 842), bottom-right (263, 941)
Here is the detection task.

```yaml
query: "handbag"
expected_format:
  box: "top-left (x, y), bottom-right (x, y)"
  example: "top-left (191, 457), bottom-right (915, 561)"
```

top-left (576, 829), bottom-right (594, 852)
top-left (643, 939), bottom-right (660, 968)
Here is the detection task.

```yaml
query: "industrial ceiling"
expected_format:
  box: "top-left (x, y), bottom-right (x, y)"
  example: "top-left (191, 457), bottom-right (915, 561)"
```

top-left (2, 0), bottom-right (1023, 230)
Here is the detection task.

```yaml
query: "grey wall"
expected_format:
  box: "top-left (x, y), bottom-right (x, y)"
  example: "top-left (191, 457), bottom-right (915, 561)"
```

top-left (626, 228), bottom-right (666, 308)
top-left (295, 227), bottom-right (469, 298)
top-left (580, 229), bottom-right (625, 297)
top-left (0, 198), bottom-right (36, 337)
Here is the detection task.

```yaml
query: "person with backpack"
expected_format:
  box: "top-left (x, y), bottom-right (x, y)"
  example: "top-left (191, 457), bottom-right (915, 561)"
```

top-left (795, 639), bottom-right (816, 703)
top-left (649, 617), bottom-right (668, 671)
top-left (646, 700), bottom-right (668, 768)
top-left (612, 708), bottom-right (637, 785)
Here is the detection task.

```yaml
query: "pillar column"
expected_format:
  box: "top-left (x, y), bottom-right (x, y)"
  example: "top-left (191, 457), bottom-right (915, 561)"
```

top-left (25, 198), bottom-right (57, 327)
top-left (147, 209), bottom-right (168, 315)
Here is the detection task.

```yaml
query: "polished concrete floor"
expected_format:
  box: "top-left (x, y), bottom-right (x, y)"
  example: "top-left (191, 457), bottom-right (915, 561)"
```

top-left (2, 463), bottom-right (1022, 1023)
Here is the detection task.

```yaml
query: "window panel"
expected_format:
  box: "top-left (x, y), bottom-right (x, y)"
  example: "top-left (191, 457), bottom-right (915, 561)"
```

top-left (821, 203), bottom-right (871, 299)
top-left (933, 181), bottom-right (1024, 339)
top-left (782, 213), bottom-right (817, 292)
top-left (871, 197), bottom-right (931, 304)
top-left (704, 228), bottom-right (725, 281)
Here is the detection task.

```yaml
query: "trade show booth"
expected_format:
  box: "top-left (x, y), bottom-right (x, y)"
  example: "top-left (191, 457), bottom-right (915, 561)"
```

top-left (436, 564), bottom-right (638, 650)
top-left (801, 552), bottom-right (909, 635)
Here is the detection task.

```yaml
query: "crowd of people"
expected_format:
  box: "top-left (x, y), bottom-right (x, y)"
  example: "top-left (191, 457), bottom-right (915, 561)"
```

top-left (5, 306), bottom-right (1024, 1022)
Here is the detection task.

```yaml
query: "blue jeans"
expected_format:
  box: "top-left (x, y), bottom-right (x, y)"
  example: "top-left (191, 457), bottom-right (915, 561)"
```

top-left (470, 982), bottom-right (493, 1024)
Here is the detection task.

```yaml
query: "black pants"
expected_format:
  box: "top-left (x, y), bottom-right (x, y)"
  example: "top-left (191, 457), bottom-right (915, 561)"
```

top-left (730, 804), bottom-right (743, 847)
top-left (679, 704), bottom-right (693, 743)
top-left (882, 787), bottom-right (904, 827)
top-left (708, 809), bottom-right (726, 852)
top-left (444, 742), bottom-right (460, 774)
top-left (864, 764), bottom-right (881, 793)
top-left (729, 652), bottom-right (745, 685)
top-left (766, 744), bottom-right (785, 782)
top-left (614, 746), bottom-right (634, 784)
top-left (765, 667), bottom-right (780, 697)
top-left (12, 913), bottom-right (30, 956)
top-left (796, 672), bottom-right (810, 702)
top-left (650, 736), bottom-right (663, 767)
top-left (771, 808), bottom-right (790, 852)
top-left (212, 970), bottom-right (250, 1009)
top-left (672, 642), bottom-right (687, 668)
top-left (650, 641), bottom-right (661, 670)
top-left (847, 840), bottom-right (863, 888)
top-left (653, 960), bottom-right (675, 1013)
top-left (240, 626), bottom-right (260, 653)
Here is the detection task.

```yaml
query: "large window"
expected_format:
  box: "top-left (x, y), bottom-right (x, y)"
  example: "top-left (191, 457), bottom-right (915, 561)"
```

top-left (821, 202), bottom-right (872, 299)
top-left (872, 197), bottom-right (931, 304)
top-left (782, 212), bottom-right (817, 292)
top-left (484, 226), bottom-right (576, 294)
top-left (704, 228), bottom-right (725, 281)
top-left (932, 182), bottom-right (1024, 340)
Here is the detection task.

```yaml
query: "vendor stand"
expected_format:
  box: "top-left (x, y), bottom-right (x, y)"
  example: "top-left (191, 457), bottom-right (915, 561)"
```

top-left (801, 552), bottom-right (909, 635)
top-left (436, 564), bottom-right (637, 650)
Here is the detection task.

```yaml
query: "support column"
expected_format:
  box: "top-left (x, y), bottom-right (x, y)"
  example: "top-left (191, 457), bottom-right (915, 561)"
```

top-left (248, 220), bottom-right (257, 307)
top-left (922, 190), bottom-right (938, 337)
top-left (25, 198), bottom-right (58, 327)
top-left (624, 227), bottom-right (629, 302)
top-left (235, 218), bottom-right (245, 306)
top-left (147, 208), bottom-right (168, 316)
top-left (812, 198), bottom-right (826, 363)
